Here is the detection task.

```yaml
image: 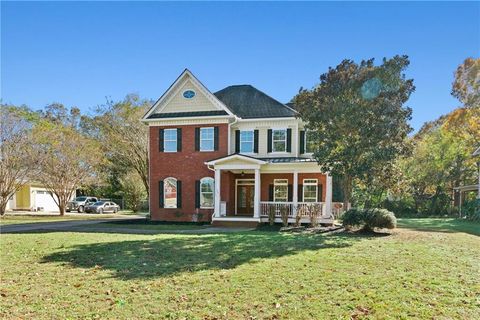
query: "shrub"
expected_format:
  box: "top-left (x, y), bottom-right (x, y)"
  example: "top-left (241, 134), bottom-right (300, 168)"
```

top-left (280, 205), bottom-right (289, 227)
top-left (295, 205), bottom-right (305, 227)
top-left (268, 206), bottom-right (276, 226)
top-left (342, 208), bottom-right (397, 231)
top-left (309, 203), bottom-right (321, 228)
top-left (463, 199), bottom-right (480, 221)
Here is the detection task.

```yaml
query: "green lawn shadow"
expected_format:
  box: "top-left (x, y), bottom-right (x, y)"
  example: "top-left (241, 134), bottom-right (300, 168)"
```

top-left (41, 232), bottom-right (356, 280)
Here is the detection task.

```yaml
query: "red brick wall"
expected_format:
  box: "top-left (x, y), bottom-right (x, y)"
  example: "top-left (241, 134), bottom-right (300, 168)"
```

top-left (149, 124), bottom-right (228, 222)
top-left (149, 123), bottom-right (327, 220)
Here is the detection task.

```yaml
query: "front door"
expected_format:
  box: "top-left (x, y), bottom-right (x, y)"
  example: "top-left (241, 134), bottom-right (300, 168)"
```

top-left (237, 184), bottom-right (254, 215)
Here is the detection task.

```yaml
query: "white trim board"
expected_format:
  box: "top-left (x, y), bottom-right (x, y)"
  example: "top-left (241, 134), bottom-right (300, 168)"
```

top-left (205, 154), bottom-right (267, 166)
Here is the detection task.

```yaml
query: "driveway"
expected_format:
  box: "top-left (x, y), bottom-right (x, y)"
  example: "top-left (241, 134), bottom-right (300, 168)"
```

top-left (0, 215), bottom-right (145, 234)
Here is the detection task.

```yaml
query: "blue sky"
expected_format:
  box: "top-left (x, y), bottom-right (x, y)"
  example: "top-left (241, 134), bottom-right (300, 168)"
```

top-left (2, 1), bottom-right (479, 131)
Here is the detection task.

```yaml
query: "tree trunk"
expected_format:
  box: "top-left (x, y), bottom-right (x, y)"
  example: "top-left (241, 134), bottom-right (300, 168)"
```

top-left (59, 202), bottom-right (65, 216)
top-left (0, 199), bottom-right (7, 216)
top-left (342, 175), bottom-right (353, 211)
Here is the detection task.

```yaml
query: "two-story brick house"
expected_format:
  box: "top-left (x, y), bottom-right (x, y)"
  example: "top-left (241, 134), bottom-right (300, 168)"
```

top-left (141, 69), bottom-right (334, 226)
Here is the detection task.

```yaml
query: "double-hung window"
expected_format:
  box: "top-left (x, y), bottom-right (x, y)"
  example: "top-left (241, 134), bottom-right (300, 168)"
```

top-left (200, 127), bottom-right (214, 151)
top-left (274, 179), bottom-right (288, 202)
top-left (272, 129), bottom-right (287, 152)
top-left (164, 177), bottom-right (177, 208)
top-left (240, 130), bottom-right (254, 153)
top-left (303, 179), bottom-right (318, 202)
top-left (164, 129), bottom-right (177, 152)
top-left (200, 177), bottom-right (214, 209)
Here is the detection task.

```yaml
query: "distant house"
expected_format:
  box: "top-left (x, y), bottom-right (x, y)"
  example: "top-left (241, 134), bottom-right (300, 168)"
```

top-left (6, 182), bottom-right (71, 212)
top-left (141, 69), bottom-right (338, 226)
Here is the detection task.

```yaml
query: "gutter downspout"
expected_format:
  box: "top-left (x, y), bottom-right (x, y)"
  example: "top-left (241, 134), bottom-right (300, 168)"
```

top-left (227, 116), bottom-right (240, 155)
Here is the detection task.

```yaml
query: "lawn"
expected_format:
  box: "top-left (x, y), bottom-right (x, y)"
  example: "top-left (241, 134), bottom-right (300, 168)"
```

top-left (0, 214), bottom-right (123, 226)
top-left (1, 220), bottom-right (479, 319)
top-left (0, 211), bottom-right (147, 226)
top-left (89, 221), bottom-right (209, 231)
top-left (398, 217), bottom-right (480, 236)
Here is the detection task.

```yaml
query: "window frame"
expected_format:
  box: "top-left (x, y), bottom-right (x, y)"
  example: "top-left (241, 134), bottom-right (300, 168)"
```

top-left (200, 177), bottom-right (214, 209)
top-left (183, 89), bottom-right (196, 99)
top-left (302, 179), bottom-right (318, 203)
top-left (200, 127), bottom-right (214, 152)
top-left (272, 129), bottom-right (287, 153)
top-left (163, 129), bottom-right (178, 153)
top-left (239, 130), bottom-right (254, 154)
top-left (273, 179), bottom-right (289, 202)
top-left (164, 177), bottom-right (177, 209)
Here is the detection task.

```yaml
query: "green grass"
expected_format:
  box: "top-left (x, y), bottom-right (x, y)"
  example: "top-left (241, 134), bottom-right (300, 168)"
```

top-left (398, 218), bottom-right (480, 236)
top-left (1, 220), bottom-right (479, 319)
top-left (0, 214), bottom-right (124, 226)
top-left (91, 221), bottom-right (208, 231)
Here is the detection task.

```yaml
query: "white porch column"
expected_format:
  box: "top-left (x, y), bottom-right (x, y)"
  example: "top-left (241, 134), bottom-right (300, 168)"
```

top-left (214, 169), bottom-right (221, 217)
top-left (293, 170), bottom-right (298, 215)
top-left (325, 173), bottom-right (333, 217)
top-left (254, 169), bottom-right (261, 218)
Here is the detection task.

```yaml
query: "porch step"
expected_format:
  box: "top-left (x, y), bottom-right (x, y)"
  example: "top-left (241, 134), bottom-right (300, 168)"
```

top-left (211, 216), bottom-right (260, 228)
top-left (212, 220), bottom-right (260, 228)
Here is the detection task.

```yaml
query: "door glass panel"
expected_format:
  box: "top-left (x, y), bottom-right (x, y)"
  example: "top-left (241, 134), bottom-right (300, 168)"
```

top-left (239, 187), bottom-right (246, 208)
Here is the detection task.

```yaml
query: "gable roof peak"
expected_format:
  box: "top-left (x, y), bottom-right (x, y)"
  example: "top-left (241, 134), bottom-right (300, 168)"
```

top-left (142, 68), bottom-right (234, 120)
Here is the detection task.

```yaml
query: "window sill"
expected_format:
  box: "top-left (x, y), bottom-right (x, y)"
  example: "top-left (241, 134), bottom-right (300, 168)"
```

top-left (200, 207), bottom-right (214, 210)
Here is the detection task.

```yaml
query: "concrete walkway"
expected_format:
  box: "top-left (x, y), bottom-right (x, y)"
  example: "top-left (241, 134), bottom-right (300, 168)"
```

top-left (0, 215), bottom-right (145, 234)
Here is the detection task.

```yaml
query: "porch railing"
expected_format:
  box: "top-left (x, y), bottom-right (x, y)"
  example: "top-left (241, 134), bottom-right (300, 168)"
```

top-left (260, 201), bottom-right (327, 218)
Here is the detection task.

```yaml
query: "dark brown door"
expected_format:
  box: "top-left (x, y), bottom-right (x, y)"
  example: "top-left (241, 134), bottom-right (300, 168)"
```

top-left (237, 185), bottom-right (254, 215)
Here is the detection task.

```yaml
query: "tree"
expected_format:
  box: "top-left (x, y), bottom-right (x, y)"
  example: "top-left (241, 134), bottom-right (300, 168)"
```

top-left (452, 57), bottom-right (480, 108)
top-left (34, 106), bottom-right (103, 215)
top-left (0, 105), bottom-right (38, 215)
top-left (401, 107), bottom-right (479, 214)
top-left (83, 94), bottom-right (150, 196)
top-left (119, 171), bottom-right (147, 212)
top-left (293, 56), bottom-right (415, 209)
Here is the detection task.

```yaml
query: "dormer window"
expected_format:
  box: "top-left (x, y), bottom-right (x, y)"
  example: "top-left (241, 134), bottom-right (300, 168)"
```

top-left (183, 90), bottom-right (196, 99)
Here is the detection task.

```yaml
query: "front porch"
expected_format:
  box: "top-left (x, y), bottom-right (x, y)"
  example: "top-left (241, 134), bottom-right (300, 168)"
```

top-left (205, 154), bottom-right (335, 225)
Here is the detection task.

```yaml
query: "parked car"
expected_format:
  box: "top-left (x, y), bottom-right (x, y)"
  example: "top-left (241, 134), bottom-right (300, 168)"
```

top-left (66, 196), bottom-right (98, 213)
top-left (84, 201), bottom-right (120, 214)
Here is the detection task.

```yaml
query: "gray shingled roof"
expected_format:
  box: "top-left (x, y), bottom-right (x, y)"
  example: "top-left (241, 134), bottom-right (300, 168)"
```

top-left (147, 110), bottom-right (228, 119)
top-left (214, 85), bottom-right (297, 119)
